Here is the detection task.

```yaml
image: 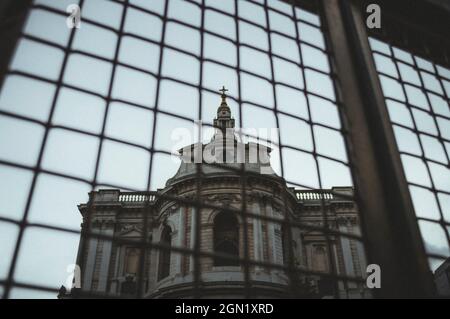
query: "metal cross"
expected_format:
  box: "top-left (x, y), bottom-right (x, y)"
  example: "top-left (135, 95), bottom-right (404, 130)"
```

top-left (219, 86), bottom-right (228, 95)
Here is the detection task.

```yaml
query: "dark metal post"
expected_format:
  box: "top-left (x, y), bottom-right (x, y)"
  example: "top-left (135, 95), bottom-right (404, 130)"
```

top-left (320, 0), bottom-right (435, 298)
top-left (0, 0), bottom-right (33, 90)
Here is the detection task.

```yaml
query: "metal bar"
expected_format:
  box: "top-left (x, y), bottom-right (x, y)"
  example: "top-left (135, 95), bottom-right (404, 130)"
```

top-left (320, 0), bottom-right (435, 297)
top-left (2, 0), bottom-right (443, 299)
top-left (0, 0), bottom-right (33, 90)
top-left (2, 0), bottom-right (86, 299)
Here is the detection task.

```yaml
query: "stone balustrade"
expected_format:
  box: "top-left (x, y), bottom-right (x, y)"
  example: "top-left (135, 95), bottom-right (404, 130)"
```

top-left (90, 189), bottom-right (157, 203)
top-left (118, 192), bottom-right (156, 202)
top-left (294, 187), bottom-right (354, 202)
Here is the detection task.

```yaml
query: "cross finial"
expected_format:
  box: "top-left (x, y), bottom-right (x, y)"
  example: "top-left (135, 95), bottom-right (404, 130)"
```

top-left (219, 85), bottom-right (228, 96)
top-left (214, 85), bottom-right (234, 129)
top-left (219, 85), bottom-right (228, 104)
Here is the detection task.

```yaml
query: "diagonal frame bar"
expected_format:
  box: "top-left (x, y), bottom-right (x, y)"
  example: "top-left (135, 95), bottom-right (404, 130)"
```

top-left (319, 0), bottom-right (435, 298)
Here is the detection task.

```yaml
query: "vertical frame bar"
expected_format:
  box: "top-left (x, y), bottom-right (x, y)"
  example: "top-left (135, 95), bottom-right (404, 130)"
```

top-left (320, 0), bottom-right (435, 297)
top-left (0, 0), bottom-right (33, 89)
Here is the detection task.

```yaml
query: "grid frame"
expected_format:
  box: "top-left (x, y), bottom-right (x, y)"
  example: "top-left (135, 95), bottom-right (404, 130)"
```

top-left (0, 0), bottom-right (446, 299)
top-left (369, 37), bottom-right (450, 268)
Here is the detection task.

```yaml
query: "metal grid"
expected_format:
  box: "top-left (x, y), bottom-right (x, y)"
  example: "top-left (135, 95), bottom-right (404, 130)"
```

top-left (368, 36), bottom-right (450, 272)
top-left (0, 0), bottom-right (444, 299)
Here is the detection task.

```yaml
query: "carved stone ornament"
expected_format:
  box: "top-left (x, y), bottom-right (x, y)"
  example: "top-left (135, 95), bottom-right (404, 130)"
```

top-left (117, 224), bottom-right (143, 235)
top-left (205, 193), bottom-right (239, 205)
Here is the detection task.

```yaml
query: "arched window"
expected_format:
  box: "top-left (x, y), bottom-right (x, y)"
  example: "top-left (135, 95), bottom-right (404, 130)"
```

top-left (314, 245), bottom-right (328, 272)
top-left (213, 212), bottom-right (239, 266)
top-left (158, 225), bottom-right (172, 280)
top-left (124, 247), bottom-right (139, 275)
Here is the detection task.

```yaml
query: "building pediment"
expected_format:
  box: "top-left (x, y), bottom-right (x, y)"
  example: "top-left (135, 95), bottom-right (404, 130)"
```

top-left (117, 224), bottom-right (143, 237)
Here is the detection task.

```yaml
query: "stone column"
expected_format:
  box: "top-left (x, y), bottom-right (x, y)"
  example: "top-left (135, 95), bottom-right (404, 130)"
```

top-left (332, 243), bottom-right (341, 274)
top-left (253, 200), bottom-right (263, 267)
top-left (82, 226), bottom-right (100, 291)
top-left (274, 226), bottom-right (283, 265)
top-left (148, 226), bottom-right (160, 290)
top-left (265, 201), bottom-right (275, 264)
top-left (170, 228), bottom-right (178, 277)
top-left (97, 223), bottom-right (114, 292)
top-left (189, 207), bottom-right (197, 272)
top-left (338, 219), bottom-right (355, 277)
top-left (110, 245), bottom-right (121, 293)
top-left (306, 244), bottom-right (313, 269)
top-left (295, 229), bottom-right (305, 267)
top-left (176, 206), bottom-right (186, 274)
top-left (352, 223), bottom-right (367, 275)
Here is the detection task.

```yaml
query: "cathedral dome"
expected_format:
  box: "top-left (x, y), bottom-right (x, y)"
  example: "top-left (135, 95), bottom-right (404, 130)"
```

top-left (165, 87), bottom-right (279, 187)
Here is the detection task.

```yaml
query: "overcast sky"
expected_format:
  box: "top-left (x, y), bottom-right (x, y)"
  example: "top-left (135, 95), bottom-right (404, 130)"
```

top-left (0, 0), bottom-right (449, 298)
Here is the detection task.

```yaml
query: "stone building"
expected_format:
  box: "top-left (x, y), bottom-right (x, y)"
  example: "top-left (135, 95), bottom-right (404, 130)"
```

top-left (63, 89), bottom-right (368, 299)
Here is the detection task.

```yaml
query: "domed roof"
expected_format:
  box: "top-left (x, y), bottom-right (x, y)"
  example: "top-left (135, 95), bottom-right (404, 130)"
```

top-left (165, 87), bottom-right (279, 187)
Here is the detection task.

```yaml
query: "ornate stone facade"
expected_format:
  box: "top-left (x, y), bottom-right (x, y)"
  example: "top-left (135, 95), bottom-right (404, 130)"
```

top-left (64, 90), bottom-right (368, 299)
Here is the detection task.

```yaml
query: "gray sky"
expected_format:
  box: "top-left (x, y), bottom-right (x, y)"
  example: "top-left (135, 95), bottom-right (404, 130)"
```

top-left (0, 0), bottom-right (448, 298)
